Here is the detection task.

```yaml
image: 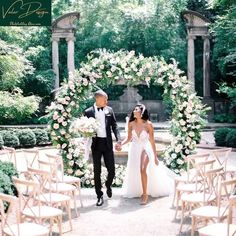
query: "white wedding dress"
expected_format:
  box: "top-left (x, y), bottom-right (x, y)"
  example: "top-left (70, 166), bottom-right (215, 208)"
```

top-left (122, 129), bottom-right (176, 198)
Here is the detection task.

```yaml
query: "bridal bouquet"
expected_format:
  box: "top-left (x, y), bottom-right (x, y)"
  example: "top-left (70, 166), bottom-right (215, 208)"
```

top-left (71, 116), bottom-right (100, 138)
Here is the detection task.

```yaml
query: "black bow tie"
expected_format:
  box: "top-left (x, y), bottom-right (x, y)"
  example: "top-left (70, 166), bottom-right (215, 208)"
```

top-left (97, 107), bottom-right (104, 111)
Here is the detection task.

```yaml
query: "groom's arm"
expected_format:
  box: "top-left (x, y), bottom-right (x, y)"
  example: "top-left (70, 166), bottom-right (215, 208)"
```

top-left (110, 108), bottom-right (121, 142)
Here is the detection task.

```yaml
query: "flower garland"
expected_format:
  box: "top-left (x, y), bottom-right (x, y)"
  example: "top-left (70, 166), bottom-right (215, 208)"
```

top-left (47, 49), bottom-right (209, 178)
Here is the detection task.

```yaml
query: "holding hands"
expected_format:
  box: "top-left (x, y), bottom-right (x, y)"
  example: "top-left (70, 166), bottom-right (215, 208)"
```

top-left (115, 142), bottom-right (122, 151)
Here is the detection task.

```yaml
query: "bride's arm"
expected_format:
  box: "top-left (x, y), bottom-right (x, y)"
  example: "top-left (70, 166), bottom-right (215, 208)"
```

top-left (147, 122), bottom-right (159, 165)
top-left (121, 122), bottom-right (132, 146)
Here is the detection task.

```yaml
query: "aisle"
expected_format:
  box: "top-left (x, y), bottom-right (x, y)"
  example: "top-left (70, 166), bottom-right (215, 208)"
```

top-left (65, 188), bottom-right (191, 236)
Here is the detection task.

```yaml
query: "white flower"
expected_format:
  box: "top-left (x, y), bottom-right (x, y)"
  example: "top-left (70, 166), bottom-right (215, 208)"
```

top-left (69, 160), bottom-right (74, 166)
top-left (171, 153), bottom-right (177, 159)
top-left (177, 159), bottom-right (184, 165)
top-left (62, 143), bottom-right (67, 149)
top-left (189, 131), bottom-right (195, 137)
top-left (62, 121), bottom-right (67, 127)
top-left (180, 119), bottom-right (186, 126)
top-left (53, 123), bottom-right (59, 129)
top-left (67, 169), bottom-right (73, 174)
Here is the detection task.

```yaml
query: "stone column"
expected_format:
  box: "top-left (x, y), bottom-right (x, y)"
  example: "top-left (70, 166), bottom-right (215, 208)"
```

top-left (66, 36), bottom-right (75, 76)
top-left (203, 35), bottom-right (211, 98)
top-left (52, 36), bottom-right (60, 89)
top-left (187, 35), bottom-right (196, 91)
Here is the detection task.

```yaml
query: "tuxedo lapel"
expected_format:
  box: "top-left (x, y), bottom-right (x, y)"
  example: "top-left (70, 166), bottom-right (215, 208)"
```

top-left (90, 106), bottom-right (96, 118)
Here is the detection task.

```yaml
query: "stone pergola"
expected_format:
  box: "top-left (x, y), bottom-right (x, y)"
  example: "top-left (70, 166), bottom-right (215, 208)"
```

top-left (52, 12), bottom-right (80, 90)
top-left (182, 10), bottom-right (211, 98)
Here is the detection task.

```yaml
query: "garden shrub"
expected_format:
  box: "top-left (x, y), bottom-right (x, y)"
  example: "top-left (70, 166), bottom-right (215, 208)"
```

top-left (1, 131), bottom-right (20, 148)
top-left (0, 160), bottom-right (18, 196)
top-left (18, 129), bottom-right (36, 147)
top-left (226, 129), bottom-right (236, 148)
top-left (0, 89), bottom-right (40, 125)
top-left (32, 128), bottom-right (49, 145)
top-left (214, 128), bottom-right (231, 146)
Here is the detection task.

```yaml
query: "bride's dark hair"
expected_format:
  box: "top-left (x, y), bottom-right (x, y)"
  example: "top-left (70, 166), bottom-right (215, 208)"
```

top-left (129, 104), bottom-right (150, 122)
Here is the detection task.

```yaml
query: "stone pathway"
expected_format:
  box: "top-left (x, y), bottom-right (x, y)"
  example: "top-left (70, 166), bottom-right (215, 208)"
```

top-left (64, 188), bottom-right (189, 236)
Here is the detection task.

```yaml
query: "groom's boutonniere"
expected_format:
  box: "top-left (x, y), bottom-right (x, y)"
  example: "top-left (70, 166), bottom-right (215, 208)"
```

top-left (104, 107), bottom-right (110, 116)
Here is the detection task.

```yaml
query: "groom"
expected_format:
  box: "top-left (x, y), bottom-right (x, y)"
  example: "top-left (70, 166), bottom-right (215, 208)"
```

top-left (84, 90), bottom-right (121, 206)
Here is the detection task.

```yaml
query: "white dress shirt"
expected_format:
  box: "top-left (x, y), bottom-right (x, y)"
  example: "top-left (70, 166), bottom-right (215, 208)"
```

top-left (94, 104), bottom-right (107, 138)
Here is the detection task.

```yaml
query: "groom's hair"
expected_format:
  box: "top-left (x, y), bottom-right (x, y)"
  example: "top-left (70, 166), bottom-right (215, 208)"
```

top-left (94, 90), bottom-right (108, 98)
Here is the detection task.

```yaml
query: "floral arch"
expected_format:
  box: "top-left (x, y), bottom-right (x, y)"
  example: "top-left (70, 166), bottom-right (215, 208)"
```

top-left (47, 49), bottom-right (208, 186)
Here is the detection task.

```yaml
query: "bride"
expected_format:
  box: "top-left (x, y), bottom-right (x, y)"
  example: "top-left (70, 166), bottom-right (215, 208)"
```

top-left (120, 104), bottom-right (175, 204)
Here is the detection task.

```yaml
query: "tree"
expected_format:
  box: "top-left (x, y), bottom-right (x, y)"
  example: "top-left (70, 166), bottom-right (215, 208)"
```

top-left (0, 39), bottom-right (34, 91)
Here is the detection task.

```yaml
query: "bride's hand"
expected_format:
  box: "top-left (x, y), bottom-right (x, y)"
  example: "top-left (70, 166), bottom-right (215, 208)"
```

top-left (154, 156), bottom-right (159, 166)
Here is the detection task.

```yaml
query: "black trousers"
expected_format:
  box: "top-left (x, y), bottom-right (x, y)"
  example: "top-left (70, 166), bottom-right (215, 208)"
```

top-left (91, 137), bottom-right (115, 198)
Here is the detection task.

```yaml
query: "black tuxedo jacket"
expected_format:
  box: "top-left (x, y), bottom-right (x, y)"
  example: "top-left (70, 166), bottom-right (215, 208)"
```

top-left (84, 106), bottom-right (121, 150)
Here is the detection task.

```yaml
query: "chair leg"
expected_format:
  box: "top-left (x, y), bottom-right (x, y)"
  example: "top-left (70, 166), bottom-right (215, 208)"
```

top-left (174, 190), bottom-right (180, 219)
top-left (73, 190), bottom-right (79, 217)
top-left (172, 180), bottom-right (177, 207)
top-left (58, 216), bottom-right (62, 236)
top-left (191, 215), bottom-right (196, 236)
top-left (77, 183), bottom-right (83, 207)
top-left (179, 201), bottom-right (186, 233)
top-left (67, 201), bottom-right (72, 231)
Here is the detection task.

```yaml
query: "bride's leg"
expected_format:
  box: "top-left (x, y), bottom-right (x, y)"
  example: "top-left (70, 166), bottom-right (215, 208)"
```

top-left (140, 150), bottom-right (149, 204)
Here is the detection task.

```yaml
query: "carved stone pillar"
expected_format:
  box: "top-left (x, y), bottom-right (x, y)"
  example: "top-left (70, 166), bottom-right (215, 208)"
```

top-left (66, 36), bottom-right (75, 75)
top-left (203, 35), bottom-right (211, 98)
top-left (187, 35), bottom-right (196, 91)
top-left (52, 37), bottom-right (60, 89)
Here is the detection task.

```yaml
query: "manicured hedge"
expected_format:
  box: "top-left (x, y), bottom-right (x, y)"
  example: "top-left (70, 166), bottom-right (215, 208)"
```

top-left (226, 129), bottom-right (236, 148)
top-left (214, 128), bottom-right (236, 148)
top-left (0, 128), bottom-right (50, 148)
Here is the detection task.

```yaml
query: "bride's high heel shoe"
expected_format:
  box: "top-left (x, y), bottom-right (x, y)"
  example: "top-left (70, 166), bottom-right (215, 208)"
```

top-left (140, 194), bottom-right (148, 205)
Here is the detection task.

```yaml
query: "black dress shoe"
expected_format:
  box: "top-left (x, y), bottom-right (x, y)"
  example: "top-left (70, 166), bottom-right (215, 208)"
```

top-left (96, 196), bottom-right (104, 206)
top-left (106, 188), bottom-right (112, 198)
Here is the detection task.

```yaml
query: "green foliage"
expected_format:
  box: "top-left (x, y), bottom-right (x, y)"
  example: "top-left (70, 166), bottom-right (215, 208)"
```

top-left (214, 113), bottom-right (236, 123)
top-left (211, 5), bottom-right (236, 77)
top-left (0, 135), bottom-right (3, 149)
top-left (0, 89), bottom-right (40, 125)
top-left (0, 39), bottom-right (34, 91)
top-left (1, 131), bottom-right (20, 148)
top-left (0, 171), bottom-right (13, 195)
top-left (136, 83), bottom-right (163, 100)
top-left (226, 129), bottom-right (236, 148)
top-left (17, 130), bottom-right (36, 147)
top-left (218, 83), bottom-right (236, 109)
top-left (0, 160), bottom-right (18, 196)
top-left (214, 127), bottom-right (231, 146)
top-left (32, 129), bottom-right (49, 145)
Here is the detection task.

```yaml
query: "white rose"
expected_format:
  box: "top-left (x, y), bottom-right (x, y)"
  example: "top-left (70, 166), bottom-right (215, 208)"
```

top-left (171, 153), bottom-right (177, 159)
top-left (62, 143), bottom-right (67, 149)
top-left (67, 169), bottom-right (73, 174)
top-left (53, 123), bottom-right (59, 129)
top-left (62, 121), bottom-right (67, 127)
top-left (189, 131), bottom-right (195, 137)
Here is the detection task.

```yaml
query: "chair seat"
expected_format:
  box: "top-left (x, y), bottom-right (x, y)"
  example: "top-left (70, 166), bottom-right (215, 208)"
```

top-left (3, 222), bottom-right (49, 236)
top-left (176, 183), bottom-right (201, 192)
top-left (60, 175), bottom-right (81, 184)
top-left (226, 166), bottom-right (236, 173)
top-left (198, 223), bottom-right (236, 236)
top-left (181, 192), bottom-right (216, 203)
top-left (45, 183), bottom-right (76, 192)
top-left (36, 193), bottom-right (71, 203)
top-left (23, 205), bottom-right (62, 218)
top-left (192, 205), bottom-right (228, 218)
